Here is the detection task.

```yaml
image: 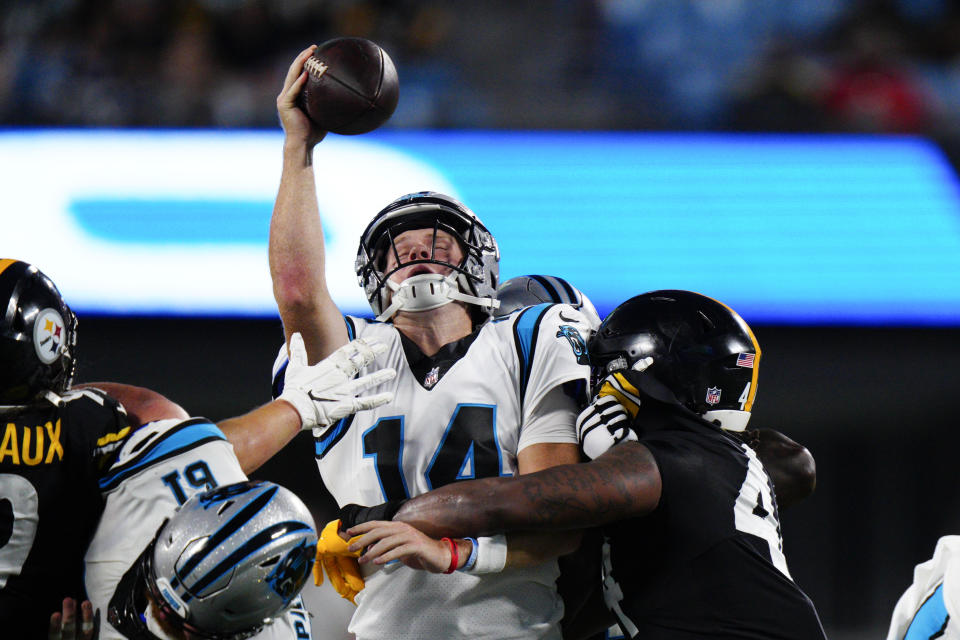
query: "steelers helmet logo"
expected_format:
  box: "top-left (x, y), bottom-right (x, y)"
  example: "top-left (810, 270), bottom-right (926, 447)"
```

top-left (33, 308), bottom-right (66, 364)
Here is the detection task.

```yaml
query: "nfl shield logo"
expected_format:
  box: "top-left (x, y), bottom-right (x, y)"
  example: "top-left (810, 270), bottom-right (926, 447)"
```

top-left (424, 366), bottom-right (440, 389)
top-left (706, 387), bottom-right (721, 405)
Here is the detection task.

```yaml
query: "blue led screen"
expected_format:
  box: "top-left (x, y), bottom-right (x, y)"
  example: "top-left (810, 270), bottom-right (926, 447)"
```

top-left (3, 130), bottom-right (959, 325)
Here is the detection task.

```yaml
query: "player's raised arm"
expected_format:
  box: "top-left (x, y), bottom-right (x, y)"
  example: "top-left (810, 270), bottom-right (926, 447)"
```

top-left (74, 382), bottom-right (189, 426)
top-left (271, 46), bottom-right (348, 361)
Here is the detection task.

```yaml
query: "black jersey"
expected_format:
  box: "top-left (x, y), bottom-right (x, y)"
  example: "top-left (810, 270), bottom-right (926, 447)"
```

top-left (0, 389), bottom-right (131, 639)
top-left (601, 405), bottom-right (826, 640)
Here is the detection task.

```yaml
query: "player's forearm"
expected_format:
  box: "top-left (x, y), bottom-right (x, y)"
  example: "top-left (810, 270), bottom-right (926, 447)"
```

top-left (270, 151), bottom-right (326, 313)
top-left (218, 401), bottom-right (301, 474)
top-left (74, 382), bottom-right (188, 426)
top-left (393, 477), bottom-right (517, 537)
top-left (269, 148), bottom-right (347, 358)
top-left (396, 444), bottom-right (660, 535)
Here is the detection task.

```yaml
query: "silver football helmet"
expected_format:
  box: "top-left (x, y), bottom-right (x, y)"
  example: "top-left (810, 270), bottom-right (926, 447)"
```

top-left (355, 191), bottom-right (500, 322)
top-left (495, 274), bottom-right (602, 333)
top-left (147, 481), bottom-right (317, 639)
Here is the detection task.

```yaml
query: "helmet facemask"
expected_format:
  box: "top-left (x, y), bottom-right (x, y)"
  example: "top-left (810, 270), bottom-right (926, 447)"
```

top-left (356, 193), bottom-right (500, 322)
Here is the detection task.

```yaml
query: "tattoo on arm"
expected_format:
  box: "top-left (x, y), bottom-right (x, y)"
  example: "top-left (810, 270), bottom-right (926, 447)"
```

top-left (395, 443), bottom-right (661, 536)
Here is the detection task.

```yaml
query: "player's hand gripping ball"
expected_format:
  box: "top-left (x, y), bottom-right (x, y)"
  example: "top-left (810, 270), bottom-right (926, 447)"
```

top-left (298, 37), bottom-right (399, 135)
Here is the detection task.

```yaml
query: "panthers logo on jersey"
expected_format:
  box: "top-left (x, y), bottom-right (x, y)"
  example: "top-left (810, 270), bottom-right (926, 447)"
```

top-left (556, 324), bottom-right (589, 365)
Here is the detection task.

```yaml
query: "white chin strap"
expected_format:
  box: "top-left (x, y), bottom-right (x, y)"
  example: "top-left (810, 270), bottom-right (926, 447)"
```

top-left (702, 409), bottom-right (751, 432)
top-left (376, 272), bottom-right (499, 322)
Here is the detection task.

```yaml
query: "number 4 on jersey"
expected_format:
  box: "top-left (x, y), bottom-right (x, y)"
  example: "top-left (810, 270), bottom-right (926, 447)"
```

top-left (733, 446), bottom-right (791, 578)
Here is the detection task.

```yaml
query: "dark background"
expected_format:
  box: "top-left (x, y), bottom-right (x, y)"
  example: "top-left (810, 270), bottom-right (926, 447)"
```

top-left (73, 315), bottom-right (960, 639)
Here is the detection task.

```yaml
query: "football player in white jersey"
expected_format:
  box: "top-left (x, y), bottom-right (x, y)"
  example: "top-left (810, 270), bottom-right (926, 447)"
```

top-left (887, 536), bottom-right (960, 640)
top-left (268, 47), bottom-right (591, 639)
top-left (0, 258), bottom-right (392, 638)
top-left (82, 334), bottom-right (396, 640)
top-left (340, 291), bottom-right (826, 640)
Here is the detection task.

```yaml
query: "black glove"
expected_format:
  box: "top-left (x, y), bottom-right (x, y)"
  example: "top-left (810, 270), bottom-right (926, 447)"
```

top-left (338, 499), bottom-right (408, 529)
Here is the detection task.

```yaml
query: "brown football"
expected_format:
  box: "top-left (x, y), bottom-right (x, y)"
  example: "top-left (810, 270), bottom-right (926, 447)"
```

top-left (298, 37), bottom-right (399, 135)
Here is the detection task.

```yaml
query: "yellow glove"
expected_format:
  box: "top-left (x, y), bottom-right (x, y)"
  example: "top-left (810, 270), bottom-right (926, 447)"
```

top-left (314, 519), bottom-right (366, 604)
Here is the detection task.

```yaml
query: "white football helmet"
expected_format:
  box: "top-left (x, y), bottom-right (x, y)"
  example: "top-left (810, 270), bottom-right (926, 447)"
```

top-left (355, 192), bottom-right (500, 322)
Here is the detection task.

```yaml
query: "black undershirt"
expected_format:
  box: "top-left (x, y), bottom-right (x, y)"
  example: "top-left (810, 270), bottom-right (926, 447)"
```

top-left (397, 328), bottom-right (481, 390)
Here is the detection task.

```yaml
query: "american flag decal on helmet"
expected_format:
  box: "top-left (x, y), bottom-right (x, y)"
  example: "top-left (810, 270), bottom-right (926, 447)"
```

top-left (736, 353), bottom-right (755, 368)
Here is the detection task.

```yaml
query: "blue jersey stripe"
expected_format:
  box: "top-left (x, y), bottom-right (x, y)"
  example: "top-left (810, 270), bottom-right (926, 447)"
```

top-left (99, 420), bottom-right (225, 492)
top-left (273, 360), bottom-right (288, 399)
top-left (905, 583), bottom-right (949, 640)
top-left (512, 303), bottom-right (553, 403)
top-left (315, 415), bottom-right (355, 459)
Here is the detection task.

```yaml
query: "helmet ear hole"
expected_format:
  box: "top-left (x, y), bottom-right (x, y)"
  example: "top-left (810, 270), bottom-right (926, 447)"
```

top-left (259, 555), bottom-right (281, 568)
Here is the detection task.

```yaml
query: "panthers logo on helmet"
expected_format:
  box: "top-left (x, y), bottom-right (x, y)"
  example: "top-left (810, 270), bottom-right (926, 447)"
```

top-left (33, 308), bottom-right (65, 364)
top-left (266, 538), bottom-right (315, 604)
top-left (556, 325), bottom-right (589, 366)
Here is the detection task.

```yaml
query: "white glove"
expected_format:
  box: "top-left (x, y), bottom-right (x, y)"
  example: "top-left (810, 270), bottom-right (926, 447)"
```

top-left (576, 394), bottom-right (637, 460)
top-left (280, 333), bottom-right (396, 431)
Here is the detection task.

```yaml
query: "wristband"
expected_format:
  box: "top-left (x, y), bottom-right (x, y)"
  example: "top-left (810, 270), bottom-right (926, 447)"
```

top-left (461, 534), bottom-right (507, 575)
top-left (458, 537), bottom-right (479, 572)
top-left (442, 537), bottom-right (458, 574)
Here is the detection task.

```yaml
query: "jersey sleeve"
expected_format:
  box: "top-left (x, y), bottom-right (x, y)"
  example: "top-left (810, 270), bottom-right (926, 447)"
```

top-left (510, 303), bottom-right (591, 444)
top-left (887, 536), bottom-right (960, 640)
top-left (59, 388), bottom-right (136, 473)
top-left (86, 418), bottom-right (247, 564)
top-left (271, 342), bottom-right (289, 401)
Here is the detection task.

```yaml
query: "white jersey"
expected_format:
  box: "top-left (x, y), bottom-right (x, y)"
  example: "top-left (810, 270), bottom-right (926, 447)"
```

top-left (85, 418), bottom-right (312, 640)
top-left (273, 303), bottom-right (591, 640)
top-left (887, 536), bottom-right (960, 640)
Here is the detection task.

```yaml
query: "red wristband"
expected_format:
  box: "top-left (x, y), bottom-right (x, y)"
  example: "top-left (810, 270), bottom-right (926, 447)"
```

top-left (442, 537), bottom-right (458, 574)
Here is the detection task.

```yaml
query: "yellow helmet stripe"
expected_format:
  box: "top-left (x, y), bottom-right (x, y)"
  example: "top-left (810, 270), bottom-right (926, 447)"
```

top-left (700, 292), bottom-right (761, 413)
top-left (0, 259), bottom-right (19, 276)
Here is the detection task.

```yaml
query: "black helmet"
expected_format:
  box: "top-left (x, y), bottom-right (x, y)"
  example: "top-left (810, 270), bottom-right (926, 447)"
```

top-left (0, 260), bottom-right (78, 405)
top-left (355, 192), bottom-right (500, 321)
top-left (589, 290), bottom-right (760, 431)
